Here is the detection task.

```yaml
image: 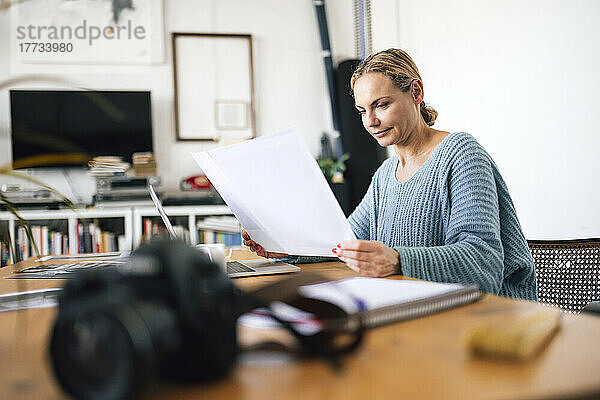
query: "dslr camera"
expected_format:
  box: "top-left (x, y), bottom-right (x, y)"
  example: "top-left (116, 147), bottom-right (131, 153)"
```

top-left (50, 239), bottom-right (363, 400)
top-left (49, 239), bottom-right (243, 400)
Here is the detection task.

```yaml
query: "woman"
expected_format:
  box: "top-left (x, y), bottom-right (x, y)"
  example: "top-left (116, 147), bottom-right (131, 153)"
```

top-left (244, 48), bottom-right (537, 300)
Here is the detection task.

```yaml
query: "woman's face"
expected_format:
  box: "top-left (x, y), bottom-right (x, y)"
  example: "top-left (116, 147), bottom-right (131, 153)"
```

top-left (353, 72), bottom-right (422, 147)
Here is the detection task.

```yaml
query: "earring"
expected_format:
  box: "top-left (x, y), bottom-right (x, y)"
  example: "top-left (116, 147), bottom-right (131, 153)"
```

top-left (420, 101), bottom-right (426, 108)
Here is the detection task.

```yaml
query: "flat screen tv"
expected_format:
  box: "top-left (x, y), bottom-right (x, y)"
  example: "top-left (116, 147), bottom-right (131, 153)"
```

top-left (10, 90), bottom-right (153, 168)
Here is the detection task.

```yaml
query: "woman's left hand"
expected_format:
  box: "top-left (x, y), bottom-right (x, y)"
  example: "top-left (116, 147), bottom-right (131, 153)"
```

top-left (334, 240), bottom-right (401, 277)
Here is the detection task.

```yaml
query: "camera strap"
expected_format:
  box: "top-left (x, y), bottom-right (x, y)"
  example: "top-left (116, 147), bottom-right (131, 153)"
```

top-left (240, 272), bottom-right (365, 370)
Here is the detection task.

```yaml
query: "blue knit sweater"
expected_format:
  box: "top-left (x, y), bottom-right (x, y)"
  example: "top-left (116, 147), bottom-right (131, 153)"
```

top-left (347, 132), bottom-right (537, 300)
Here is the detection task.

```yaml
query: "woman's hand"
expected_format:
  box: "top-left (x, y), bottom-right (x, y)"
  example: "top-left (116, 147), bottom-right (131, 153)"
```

top-left (334, 240), bottom-right (401, 277)
top-left (241, 229), bottom-right (289, 258)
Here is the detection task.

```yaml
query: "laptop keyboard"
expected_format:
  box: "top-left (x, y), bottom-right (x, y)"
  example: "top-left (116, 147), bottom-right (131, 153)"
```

top-left (226, 261), bottom-right (256, 274)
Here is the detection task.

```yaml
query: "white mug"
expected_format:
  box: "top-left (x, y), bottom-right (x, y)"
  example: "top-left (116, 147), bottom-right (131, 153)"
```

top-left (194, 243), bottom-right (226, 271)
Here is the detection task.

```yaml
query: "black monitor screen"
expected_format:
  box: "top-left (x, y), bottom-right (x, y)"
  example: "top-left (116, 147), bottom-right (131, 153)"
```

top-left (10, 90), bottom-right (153, 168)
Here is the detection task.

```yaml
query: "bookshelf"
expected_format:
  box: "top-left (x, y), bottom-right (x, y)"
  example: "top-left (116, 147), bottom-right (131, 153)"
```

top-left (0, 205), bottom-right (238, 265)
top-left (196, 215), bottom-right (243, 246)
top-left (132, 205), bottom-right (233, 247)
top-left (0, 209), bottom-right (133, 264)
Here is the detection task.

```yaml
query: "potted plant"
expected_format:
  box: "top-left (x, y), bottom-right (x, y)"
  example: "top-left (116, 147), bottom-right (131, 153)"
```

top-left (316, 153), bottom-right (351, 215)
top-left (317, 153), bottom-right (350, 184)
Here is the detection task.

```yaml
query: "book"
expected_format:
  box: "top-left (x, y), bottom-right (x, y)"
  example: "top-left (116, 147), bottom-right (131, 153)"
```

top-left (196, 215), bottom-right (241, 233)
top-left (31, 225), bottom-right (41, 256)
top-left (0, 241), bottom-right (9, 267)
top-left (76, 221), bottom-right (82, 253)
top-left (241, 277), bottom-right (481, 332)
top-left (300, 277), bottom-right (482, 328)
top-left (80, 223), bottom-right (93, 253)
top-left (196, 216), bottom-right (242, 246)
top-left (63, 234), bottom-right (69, 255)
top-left (41, 226), bottom-right (49, 255)
top-left (17, 226), bottom-right (28, 260)
top-left (13, 225), bottom-right (70, 260)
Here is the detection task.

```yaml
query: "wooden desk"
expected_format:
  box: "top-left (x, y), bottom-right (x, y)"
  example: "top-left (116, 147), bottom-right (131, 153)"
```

top-left (1, 254), bottom-right (600, 400)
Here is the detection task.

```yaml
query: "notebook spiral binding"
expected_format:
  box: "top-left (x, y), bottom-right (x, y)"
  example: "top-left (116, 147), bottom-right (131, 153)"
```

top-left (355, 285), bottom-right (481, 329)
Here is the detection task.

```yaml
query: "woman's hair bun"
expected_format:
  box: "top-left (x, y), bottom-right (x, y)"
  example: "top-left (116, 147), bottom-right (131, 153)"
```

top-left (420, 104), bottom-right (438, 126)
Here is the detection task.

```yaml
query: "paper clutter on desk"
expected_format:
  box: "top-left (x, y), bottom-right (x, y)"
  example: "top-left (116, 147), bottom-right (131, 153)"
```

top-left (466, 306), bottom-right (562, 361)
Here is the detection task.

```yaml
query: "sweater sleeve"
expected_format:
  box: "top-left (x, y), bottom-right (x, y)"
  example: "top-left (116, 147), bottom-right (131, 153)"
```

top-left (395, 142), bottom-right (505, 295)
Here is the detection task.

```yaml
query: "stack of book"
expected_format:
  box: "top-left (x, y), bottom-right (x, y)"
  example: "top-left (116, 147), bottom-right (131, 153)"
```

top-left (132, 152), bottom-right (157, 176)
top-left (88, 156), bottom-right (130, 177)
top-left (196, 216), bottom-right (242, 246)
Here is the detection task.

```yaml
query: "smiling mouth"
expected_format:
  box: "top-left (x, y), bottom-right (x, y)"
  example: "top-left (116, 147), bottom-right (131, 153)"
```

top-left (373, 128), bottom-right (391, 138)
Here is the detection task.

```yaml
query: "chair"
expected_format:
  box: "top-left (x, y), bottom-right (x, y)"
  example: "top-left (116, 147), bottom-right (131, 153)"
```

top-left (528, 238), bottom-right (600, 313)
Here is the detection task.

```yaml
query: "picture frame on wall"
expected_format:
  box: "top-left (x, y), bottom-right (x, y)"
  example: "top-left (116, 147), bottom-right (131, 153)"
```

top-left (172, 33), bottom-right (256, 142)
top-left (11, 0), bottom-right (165, 65)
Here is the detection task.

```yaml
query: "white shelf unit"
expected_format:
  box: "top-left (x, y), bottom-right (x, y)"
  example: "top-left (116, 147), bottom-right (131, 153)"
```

top-left (0, 208), bottom-right (133, 260)
top-left (132, 205), bottom-right (233, 248)
top-left (0, 205), bottom-right (234, 264)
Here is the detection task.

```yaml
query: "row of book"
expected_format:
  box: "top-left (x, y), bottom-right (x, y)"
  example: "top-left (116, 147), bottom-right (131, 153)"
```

top-left (142, 216), bottom-right (242, 246)
top-left (77, 221), bottom-right (127, 254)
top-left (197, 216), bottom-right (242, 246)
top-left (198, 231), bottom-right (242, 246)
top-left (14, 225), bottom-right (69, 262)
top-left (2, 215), bottom-right (242, 266)
top-left (142, 218), bottom-right (191, 243)
top-left (7, 222), bottom-right (126, 263)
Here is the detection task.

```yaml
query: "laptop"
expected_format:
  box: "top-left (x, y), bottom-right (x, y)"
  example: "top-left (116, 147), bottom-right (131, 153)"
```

top-left (148, 185), bottom-right (300, 278)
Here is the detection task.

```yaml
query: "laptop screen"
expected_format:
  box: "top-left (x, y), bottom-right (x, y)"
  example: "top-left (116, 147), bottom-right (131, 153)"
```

top-left (148, 185), bottom-right (178, 240)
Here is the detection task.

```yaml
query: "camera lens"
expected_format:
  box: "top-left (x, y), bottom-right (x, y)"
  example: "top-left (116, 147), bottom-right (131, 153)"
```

top-left (50, 302), bottom-right (177, 400)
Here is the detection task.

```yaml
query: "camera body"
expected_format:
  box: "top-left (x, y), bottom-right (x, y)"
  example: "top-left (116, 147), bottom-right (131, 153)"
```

top-left (50, 239), bottom-right (243, 400)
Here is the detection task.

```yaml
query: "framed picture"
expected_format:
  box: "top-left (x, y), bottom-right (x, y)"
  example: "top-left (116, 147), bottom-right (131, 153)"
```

top-left (11, 0), bottom-right (165, 65)
top-left (172, 33), bottom-right (256, 141)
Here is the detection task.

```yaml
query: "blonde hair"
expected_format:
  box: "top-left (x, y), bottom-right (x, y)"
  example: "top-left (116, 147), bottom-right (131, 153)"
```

top-left (351, 48), bottom-right (438, 126)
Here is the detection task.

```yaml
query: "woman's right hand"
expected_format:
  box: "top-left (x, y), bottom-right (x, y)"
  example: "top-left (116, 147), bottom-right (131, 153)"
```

top-left (241, 229), bottom-right (289, 258)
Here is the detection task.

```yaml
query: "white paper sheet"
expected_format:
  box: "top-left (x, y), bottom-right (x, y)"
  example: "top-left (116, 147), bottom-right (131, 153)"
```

top-left (191, 129), bottom-right (356, 256)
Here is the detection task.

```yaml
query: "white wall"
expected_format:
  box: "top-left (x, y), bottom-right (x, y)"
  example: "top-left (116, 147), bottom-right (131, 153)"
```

top-left (0, 0), bottom-right (354, 201)
top-left (2, 1), bottom-right (598, 240)
top-left (371, 0), bottom-right (600, 239)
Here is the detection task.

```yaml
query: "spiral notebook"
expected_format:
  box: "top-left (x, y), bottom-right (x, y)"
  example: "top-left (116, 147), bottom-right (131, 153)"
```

top-left (241, 278), bottom-right (482, 332)
top-left (298, 277), bottom-right (482, 328)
